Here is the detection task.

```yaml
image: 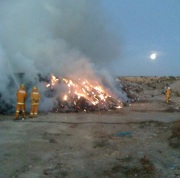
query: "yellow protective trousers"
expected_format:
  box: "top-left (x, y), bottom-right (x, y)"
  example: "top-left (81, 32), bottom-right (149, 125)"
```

top-left (30, 104), bottom-right (39, 117)
top-left (166, 94), bottom-right (170, 103)
top-left (16, 104), bottom-right (26, 119)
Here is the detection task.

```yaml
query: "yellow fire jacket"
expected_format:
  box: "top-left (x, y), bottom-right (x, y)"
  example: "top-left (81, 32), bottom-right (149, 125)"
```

top-left (31, 90), bottom-right (40, 105)
top-left (16, 89), bottom-right (27, 104)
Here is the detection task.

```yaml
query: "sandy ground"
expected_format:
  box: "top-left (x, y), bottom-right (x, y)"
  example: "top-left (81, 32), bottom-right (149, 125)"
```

top-left (0, 77), bottom-right (180, 178)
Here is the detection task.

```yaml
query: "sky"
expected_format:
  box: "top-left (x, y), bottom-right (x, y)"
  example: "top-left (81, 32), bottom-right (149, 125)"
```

top-left (102, 0), bottom-right (180, 76)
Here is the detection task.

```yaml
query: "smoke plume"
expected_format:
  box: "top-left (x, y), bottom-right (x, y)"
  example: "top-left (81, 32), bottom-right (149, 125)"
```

top-left (0, 0), bottom-right (123, 112)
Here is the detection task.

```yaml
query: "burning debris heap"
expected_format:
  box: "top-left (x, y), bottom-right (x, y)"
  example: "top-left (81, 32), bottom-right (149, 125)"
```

top-left (0, 74), bottom-right (124, 114)
top-left (0, 74), bottom-right (146, 114)
top-left (45, 75), bottom-right (123, 112)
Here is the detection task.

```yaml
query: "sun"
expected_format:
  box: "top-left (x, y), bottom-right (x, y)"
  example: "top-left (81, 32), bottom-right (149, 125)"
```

top-left (150, 53), bottom-right (157, 60)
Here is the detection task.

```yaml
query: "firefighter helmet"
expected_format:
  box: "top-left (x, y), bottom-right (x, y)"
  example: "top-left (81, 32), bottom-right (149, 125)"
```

top-left (20, 84), bottom-right (25, 89)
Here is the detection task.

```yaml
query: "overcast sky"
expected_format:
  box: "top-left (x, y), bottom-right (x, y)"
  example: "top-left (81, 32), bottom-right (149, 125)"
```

top-left (103, 0), bottom-right (180, 76)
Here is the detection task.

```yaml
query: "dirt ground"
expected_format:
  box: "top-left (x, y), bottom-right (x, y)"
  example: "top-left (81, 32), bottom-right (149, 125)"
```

top-left (0, 77), bottom-right (180, 178)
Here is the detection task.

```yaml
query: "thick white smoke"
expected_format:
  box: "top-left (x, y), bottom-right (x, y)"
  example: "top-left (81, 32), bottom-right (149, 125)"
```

top-left (0, 0), bottom-right (123, 112)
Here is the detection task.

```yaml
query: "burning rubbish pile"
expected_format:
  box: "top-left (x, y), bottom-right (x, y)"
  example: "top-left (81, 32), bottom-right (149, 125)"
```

top-left (0, 73), bottom-right (143, 115)
top-left (44, 74), bottom-right (123, 112)
top-left (0, 73), bottom-right (125, 115)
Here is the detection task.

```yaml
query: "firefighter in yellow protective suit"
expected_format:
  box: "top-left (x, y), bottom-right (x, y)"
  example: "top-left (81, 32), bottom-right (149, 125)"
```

top-left (30, 86), bottom-right (40, 118)
top-left (15, 84), bottom-right (27, 120)
top-left (165, 87), bottom-right (171, 103)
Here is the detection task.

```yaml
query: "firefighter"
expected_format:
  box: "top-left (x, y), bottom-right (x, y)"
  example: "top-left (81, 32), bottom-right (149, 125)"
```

top-left (165, 86), bottom-right (171, 103)
top-left (15, 84), bottom-right (27, 120)
top-left (30, 86), bottom-right (40, 118)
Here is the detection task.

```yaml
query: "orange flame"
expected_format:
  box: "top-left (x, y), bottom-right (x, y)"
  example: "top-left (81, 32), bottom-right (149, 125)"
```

top-left (46, 74), bottom-right (122, 109)
top-left (46, 74), bottom-right (59, 89)
top-left (63, 95), bottom-right (68, 101)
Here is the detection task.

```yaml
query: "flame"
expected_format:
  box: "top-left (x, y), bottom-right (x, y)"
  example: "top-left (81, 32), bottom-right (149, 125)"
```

top-left (63, 95), bottom-right (68, 101)
top-left (46, 74), bottom-right (59, 89)
top-left (116, 106), bottom-right (122, 109)
top-left (46, 74), bottom-right (122, 110)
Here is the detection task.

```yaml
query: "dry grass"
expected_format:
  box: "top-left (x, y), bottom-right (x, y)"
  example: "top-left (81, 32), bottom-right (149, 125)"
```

top-left (169, 121), bottom-right (180, 148)
top-left (103, 156), bottom-right (156, 178)
top-left (171, 121), bottom-right (180, 137)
